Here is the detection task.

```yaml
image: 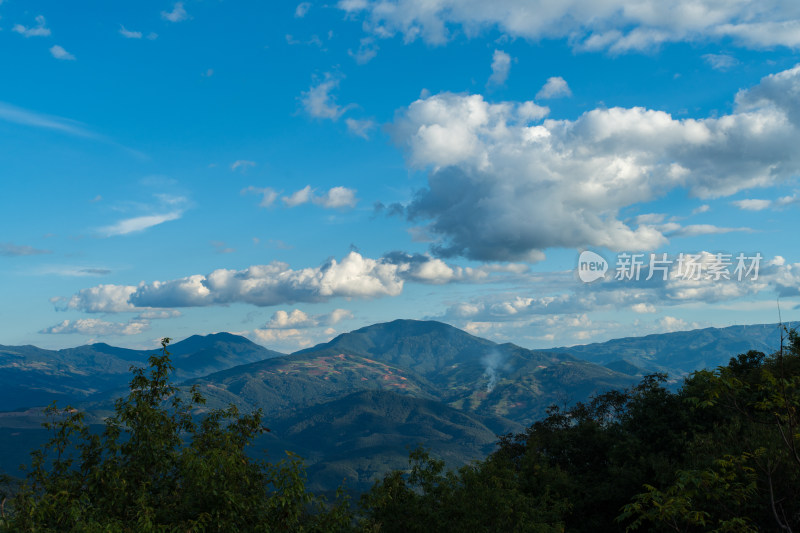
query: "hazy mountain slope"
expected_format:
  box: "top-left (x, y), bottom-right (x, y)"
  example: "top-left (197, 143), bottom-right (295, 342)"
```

top-left (0, 333), bottom-right (285, 410)
top-left (547, 321), bottom-right (798, 380)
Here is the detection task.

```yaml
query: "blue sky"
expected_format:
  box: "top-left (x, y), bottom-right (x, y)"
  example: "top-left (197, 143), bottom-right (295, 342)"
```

top-left (1, 0), bottom-right (799, 352)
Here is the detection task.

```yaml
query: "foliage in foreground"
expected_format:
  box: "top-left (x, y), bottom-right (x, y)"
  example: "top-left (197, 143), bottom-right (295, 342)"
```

top-left (0, 338), bottom-right (352, 532)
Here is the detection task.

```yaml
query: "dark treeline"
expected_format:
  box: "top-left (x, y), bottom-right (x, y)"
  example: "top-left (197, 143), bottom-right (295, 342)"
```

top-left (2, 332), bottom-right (799, 532)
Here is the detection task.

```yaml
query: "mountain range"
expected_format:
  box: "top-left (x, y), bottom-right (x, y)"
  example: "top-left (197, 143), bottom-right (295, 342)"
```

top-left (0, 319), bottom-right (794, 491)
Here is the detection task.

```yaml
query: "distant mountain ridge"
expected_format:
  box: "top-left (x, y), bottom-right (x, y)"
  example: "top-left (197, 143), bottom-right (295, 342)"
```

top-left (1, 319), bottom-right (794, 492)
top-left (546, 321), bottom-right (799, 380)
top-left (0, 333), bottom-right (284, 410)
top-left (191, 319), bottom-right (635, 425)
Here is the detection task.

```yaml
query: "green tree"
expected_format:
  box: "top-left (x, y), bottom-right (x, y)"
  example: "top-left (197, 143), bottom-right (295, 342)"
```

top-left (359, 446), bottom-right (568, 532)
top-left (0, 338), bottom-right (353, 533)
top-left (621, 328), bottom-right (800, 531)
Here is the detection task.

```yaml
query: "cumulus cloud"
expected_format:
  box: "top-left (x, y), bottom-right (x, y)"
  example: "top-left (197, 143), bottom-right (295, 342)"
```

top-left (56, 284), bottom-right (139, 313)
top-left (57, 252), bottom-right (527, 313)
top-left (536, 76), bottom-right (571, 99)
top-left (733, 195), bottom-right (798, 211)
top-left (295, 2), bottom-right (311, 17)
top-left (657, 316), bottom-right (692, 333)
top-left (488, 50), bottom-right (512, 86)
top-left (283, 185), bottom-right (313, 207)
top-left (382, 251), bottom-right (529, 283)
top-left (313, 186), bottom-right (358, 208)
top-left (50, 45), bottom-right (76, 61)
top-left (337, 0), bottom-right (800, 51)
top-left (733, 198), bottom-right (772, 211)
top-left (389, 65), bottom-right (800, 261)
top-left (282, 186), bottom-right (359, 209)
top-left (301, 73), bottom-right (352, 120)
top-left (252, 327), bottom-right (310, 346)
top-left (162, 2), bottom-right (188, 22)
top-left (41, 318), bottom-right (149, 336)
top-left (12, 15), bottom-right (51, 37)
top-left (266, 308), bottom-right (353, 329)
top-left (58, 252), bottom-right (401, 312)
top-left (437, 251), bottom-right (797, 336)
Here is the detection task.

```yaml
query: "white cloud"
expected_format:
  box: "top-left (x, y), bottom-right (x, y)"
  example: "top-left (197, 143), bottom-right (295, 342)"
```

top-left (119, 26), bottom-right (143, 39)
top-left (59, 252), bottom-right (527, 313)
top-left (301, 73), bottom-right (352, 120)
top-left (50, 45), bottom-right (76, 61)
top-left (382, 251), bottom-right (531, 283)
top-left (231, 160), bottom-right (256, 171)
top-left (242, 186), bottom-right (279, 207)
top-left (41, 318), bottom-right (149, 336)
top-left (488, 50), bottom-right (511, 86)
top-left (390, 65), bottom-right (800, 260)
top-left (267, 309), bottom-right (316, 329)
top-left (283, 185), bottom-right (313, 207)
top-left (338, 0), bottom-right (800, 51)
top-left (346, 117), bottom-right (376, 138)
top-left (265, 308), bottom-right (352, 329)
top-left (281, 186), bottom-right (358, 209)
top-left (632, 303), bottom-right (656, 313)
top-left (162, 2), bottom-right (188, 22)
top-left (0, 102), bottom-right (93, 137)
top-left (12, 15), bottom-right (50, 37)
top-left (252, 327), bottom-right (309, 345)
top-left (657, 316), bottom-right (691, 333)
top-left (349, 37), bottom-right (379, 64)
top-left (100, 212), bottom-right (182, 236)
top-left (732, 195), bottom-right (798, 211)
top-left (313, 186), bottom-right (358, 208)
top-left (692, 204), bottom-right (710, 214)
top-left (98, 195), bottom-right (188, 237)
top-left (733, 198), bottom-right (772, 211)
top-left (295, 2), bottom-right (312, 18)
top-left (666, 224), bottom-right (752, 237)
top-left (536, 76), bottom-right (572, 99)
top-left (57, 284), bottom-right (139, 313)
top-left (127, 251), bottom-right (404, 308)
top-left (703, 53), bottom-right (739, 71)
